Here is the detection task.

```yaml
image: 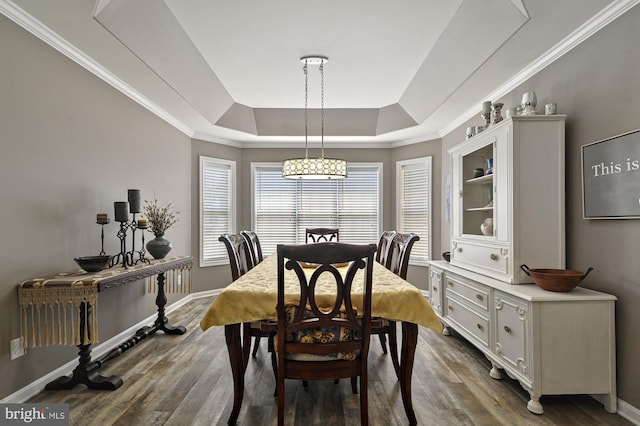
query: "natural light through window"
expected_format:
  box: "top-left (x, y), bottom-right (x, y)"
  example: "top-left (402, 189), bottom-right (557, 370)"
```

top-left (396, 157), bottom-right (432, 265)
top-left (252, 163), bottom-right (382, 255)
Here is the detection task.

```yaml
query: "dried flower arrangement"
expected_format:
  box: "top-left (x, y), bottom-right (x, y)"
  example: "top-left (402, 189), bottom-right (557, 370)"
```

top-left (143, 198), bottom-right (179, 236)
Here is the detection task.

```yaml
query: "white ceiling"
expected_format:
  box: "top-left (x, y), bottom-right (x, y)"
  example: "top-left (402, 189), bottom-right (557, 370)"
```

top-left (2, 0), bottom-right (635, 147)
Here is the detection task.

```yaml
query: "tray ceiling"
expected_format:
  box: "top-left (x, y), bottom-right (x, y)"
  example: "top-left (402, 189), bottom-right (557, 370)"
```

top-left (3, 0), bottom-right (632, 146)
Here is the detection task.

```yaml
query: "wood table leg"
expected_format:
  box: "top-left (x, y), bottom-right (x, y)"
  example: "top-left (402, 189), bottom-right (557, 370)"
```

top-left (154, 271), bottom-right (186, 335)
top-left (400, 322), bottom-right (418, 426)
top-left (225, 323), bottom-right (245, 425)
top-left (45, 302), bottom-right (123, 390)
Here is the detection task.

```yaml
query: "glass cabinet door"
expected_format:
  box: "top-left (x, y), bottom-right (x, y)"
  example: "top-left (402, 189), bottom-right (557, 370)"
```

top-left (460, 142), bottom-right (495, 237)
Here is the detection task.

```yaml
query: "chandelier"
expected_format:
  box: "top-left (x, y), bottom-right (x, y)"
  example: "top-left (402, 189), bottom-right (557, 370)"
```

top-left (283, 56), bottom-right (347, 180)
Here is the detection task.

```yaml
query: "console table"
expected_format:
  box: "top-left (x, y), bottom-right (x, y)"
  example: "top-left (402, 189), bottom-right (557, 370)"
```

top-left (17, 256), bottom-right (193, 391)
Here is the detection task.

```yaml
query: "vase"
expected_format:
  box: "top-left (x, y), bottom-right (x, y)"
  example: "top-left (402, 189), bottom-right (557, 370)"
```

top-left (480, 218), bottom-right (494, 236)
top-left (146, 234), bottom-right (172, 259)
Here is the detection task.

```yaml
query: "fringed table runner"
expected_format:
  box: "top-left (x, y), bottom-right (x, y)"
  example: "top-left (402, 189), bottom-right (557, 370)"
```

top-left (18, 256), bottom-right (192, 348)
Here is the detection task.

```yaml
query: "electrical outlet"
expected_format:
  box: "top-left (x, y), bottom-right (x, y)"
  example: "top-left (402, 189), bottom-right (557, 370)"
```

top-left (10, 338), bottom-right (25, 360)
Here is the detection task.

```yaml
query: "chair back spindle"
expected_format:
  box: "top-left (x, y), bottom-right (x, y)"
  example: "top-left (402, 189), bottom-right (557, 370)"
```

top-left (305, 228), bottom-right (339, 243)
top-left (219, 233), bottom-right (254, 281)
top-left (241, 230), bottom-right (264, 266)
top-left (386, 232), bottom-right (420, 279)
top-left (376, 230), bottom-right (397, 265)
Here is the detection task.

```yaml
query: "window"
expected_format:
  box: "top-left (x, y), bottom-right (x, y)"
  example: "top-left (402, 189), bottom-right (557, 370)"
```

top-left (396, 157), bottom-right (432, 265)
top-left (252, 163), bottom-right (382, 255)
top-left (200, 156), bottom-right (236, 267)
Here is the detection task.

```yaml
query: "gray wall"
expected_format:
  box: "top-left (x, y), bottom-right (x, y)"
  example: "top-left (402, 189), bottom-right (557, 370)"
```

top-left (0, 15), bottom-right (191, 398)
top-left (440, 5), bottom-right (640, 410)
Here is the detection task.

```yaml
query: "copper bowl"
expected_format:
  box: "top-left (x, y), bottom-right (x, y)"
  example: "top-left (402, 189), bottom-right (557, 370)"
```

top-left (520, 264), bottom-right (593, 292)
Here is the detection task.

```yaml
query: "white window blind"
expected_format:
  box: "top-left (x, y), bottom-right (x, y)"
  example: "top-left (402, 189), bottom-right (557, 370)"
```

top-left (200, 156), bottom-right (235, 267)
top-left (253, 163), bottom-right (382, 256)
top-left (396, 157), bottom-right (432, 265)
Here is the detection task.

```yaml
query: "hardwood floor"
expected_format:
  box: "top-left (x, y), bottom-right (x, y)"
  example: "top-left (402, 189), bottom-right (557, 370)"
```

top-left (29, 296), bottom-right (630, 425)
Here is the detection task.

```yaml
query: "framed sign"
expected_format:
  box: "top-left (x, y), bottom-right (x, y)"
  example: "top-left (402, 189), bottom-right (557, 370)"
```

top-left (582, 128), bottom-right (640, 219)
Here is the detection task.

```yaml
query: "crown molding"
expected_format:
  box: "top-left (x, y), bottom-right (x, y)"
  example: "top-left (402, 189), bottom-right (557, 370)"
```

top-left (4, 0), bottom-right (638, 147)
top-left (0, 0), bottom-right (195, 138)
top-left (439, 0), bottom-right (640, 138)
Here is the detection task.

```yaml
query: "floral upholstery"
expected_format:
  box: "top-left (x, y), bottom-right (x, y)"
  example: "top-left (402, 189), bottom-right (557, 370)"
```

top-left (281, 303), bottom-right (360, 361)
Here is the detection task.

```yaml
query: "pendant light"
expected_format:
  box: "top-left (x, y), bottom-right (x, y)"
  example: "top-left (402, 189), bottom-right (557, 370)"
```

top-left (283, 56), bottom-right (347, 179)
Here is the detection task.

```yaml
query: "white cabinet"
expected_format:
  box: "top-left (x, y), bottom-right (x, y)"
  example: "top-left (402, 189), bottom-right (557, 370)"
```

top-left (493, 291), bottom-right (529, 381)
top-left (444, 273), bottom-right (490, 349)
top-left (449, 116), bottom-right (566, 283)
top-left (427, 261), bottom-right (617, 415)
top-left (428, 266), bottom-right (444, 316)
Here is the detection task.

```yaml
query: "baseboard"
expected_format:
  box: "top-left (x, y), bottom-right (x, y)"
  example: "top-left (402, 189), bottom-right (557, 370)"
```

top-left (617, 399), bottom-right (640, 425)
top-left (1, 289), bottom-right (221, 403)
top-left (591, 394), bottom-right (640, 425)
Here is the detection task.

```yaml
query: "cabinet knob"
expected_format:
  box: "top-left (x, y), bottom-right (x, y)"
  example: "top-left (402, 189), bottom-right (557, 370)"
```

top-left (490, 253), bottom-right (498, 261)
top-left (448, 305), bottom-right (453, 310)
top-left (457, 247), bottom-right (463, 253)
top-left (476, 294), bottom-right (483, 301)
top-left (476, 323), bottom-right (483, 331)
top-left (433, 286), bottom-right (438, 291)
top-left (504, 325), bottom-right (512, 333)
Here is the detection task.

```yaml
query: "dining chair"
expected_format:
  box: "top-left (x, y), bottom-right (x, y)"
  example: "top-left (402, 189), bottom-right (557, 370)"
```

top-left (386, 232), bottom-right (420, 278)
top-left (375, 230), bottom-right (397, 265)
top-left (268, 242), bottom-right (377, 426)
top-left (241, 230), bottom-right (264, 266)
top-left (305, 227), bottom-right (339, 243)
top-left (373, 232), bottom-right (420, 378)
top-left (218, 233), bottom-right (270, 358)
top-left (371, 230), bottom-right (397, 355)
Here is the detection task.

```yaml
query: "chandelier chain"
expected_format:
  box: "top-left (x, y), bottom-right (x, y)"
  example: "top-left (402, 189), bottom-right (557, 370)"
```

top-left (320, 62), bottom-right (325, 158)
top-left (304, 61), bottom-right (309, 158)
top-left (282, 55), bottom-right (346, 180)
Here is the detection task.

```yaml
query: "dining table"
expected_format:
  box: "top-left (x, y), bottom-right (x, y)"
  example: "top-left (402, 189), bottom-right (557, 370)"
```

top-left (200, 254), bottom-right (443, 425)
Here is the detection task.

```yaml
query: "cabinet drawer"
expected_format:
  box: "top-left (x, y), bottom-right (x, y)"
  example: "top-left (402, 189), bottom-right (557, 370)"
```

top-left (445, 296), bottom-right (489, 348)
top-left (445, 274), bottom-right (489, 312)
top-left (451, 240), bottom-right (508, 276)
top-left (494, 292), bottom-right (530, 379)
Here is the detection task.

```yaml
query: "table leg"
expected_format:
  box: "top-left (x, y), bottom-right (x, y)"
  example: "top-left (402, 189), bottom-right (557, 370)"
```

top-left (225, 323), bottom-right (245, 425)
top-left (400, 322), bottom-right (418, 426)
top-left (153, 271), bottom-right (186, 335)
top-left (45, 302), bottom-right (123, 391)
top-left (46, 270), bottom-right (187, 391)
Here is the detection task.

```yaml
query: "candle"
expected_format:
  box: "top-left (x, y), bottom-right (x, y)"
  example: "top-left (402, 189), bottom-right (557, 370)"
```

top-left (128, 189), bottom-right (141, 213)
top-left (482, 101), bottom-right (492, 114)
top-left (96, 213), bottom-right (110, 224)
top-left (137, 218), bottom-right (148, 229)
top-left (114, 201), bottom-right (129, 222)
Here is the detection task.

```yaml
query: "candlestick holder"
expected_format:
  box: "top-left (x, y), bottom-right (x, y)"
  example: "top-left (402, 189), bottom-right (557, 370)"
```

top-left (128, 213), bottom-right (150, 266)
top-left (96, 218), bottom-right (110, 256)
top-left (110, 219), bottom-right (134, 269)
top-left (107, 218), bottom-right (150, 269)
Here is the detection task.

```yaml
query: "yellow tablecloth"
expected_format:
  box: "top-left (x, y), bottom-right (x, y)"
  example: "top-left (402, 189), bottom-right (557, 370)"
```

top-left (200, 255), bottom-right (443, 333)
